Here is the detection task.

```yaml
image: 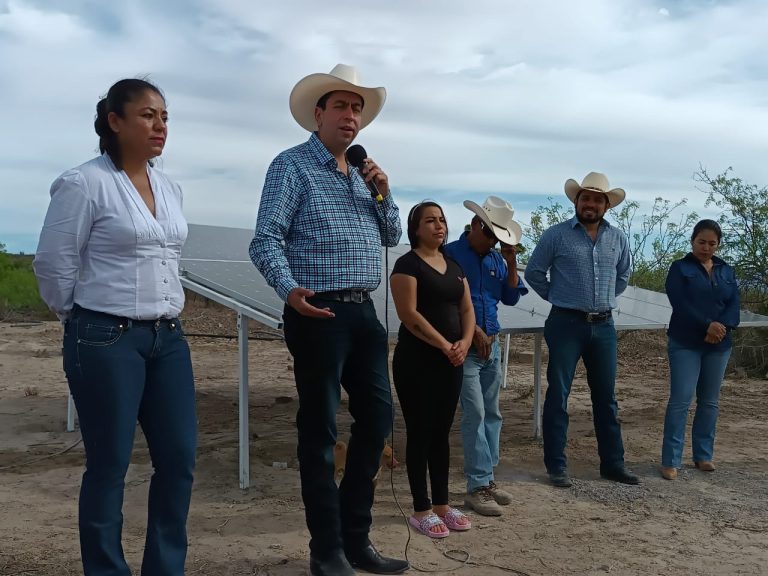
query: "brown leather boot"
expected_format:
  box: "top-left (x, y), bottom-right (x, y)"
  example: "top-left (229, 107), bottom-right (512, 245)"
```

top-left (660, 466), bottom-right (677, 480)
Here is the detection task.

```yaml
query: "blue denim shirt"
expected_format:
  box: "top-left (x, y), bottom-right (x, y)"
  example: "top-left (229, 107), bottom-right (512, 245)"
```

top-left (666, 253), bottom-right (740, 350)
top-left (444, 232), bottom-right (528, 336)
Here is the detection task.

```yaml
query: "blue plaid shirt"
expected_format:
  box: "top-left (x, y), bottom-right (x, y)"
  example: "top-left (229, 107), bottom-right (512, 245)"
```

top-left (525, 216), bottom-right (630, 312)
top-left (250, 133), bottom-right (402, 301)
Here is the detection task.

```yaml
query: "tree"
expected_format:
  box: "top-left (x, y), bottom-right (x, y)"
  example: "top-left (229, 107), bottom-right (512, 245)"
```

top-left (695, 167), bottom-right (768, 376)
top-left (523, 197), bottom-right (570, 254)
top-left (696, 167), bottom-right (768, 311)
top-left (614, 198), bottom-right (698, 291)
top-left (522, 196), bottom-right (696, 291)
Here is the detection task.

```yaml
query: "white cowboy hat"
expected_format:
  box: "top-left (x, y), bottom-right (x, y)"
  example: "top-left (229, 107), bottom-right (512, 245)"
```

top-left (289, 63), bottom-right (387, 132)
top-left (463, 196), bottom-right (523, 245)
top-left (564, 172), bottom-right (626, 207)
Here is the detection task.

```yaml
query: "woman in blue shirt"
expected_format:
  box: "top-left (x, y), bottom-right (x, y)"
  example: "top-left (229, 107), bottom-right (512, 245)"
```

top-left (660, 219), bottom-right (740, 480)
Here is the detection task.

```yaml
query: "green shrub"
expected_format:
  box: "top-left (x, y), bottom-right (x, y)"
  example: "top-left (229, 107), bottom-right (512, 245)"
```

top-left (0, 246), bottom-right (50, 318)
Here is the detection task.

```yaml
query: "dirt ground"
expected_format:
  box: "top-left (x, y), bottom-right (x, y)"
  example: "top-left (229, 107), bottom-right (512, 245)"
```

top-left (1, 300), bottom-right (767, 575)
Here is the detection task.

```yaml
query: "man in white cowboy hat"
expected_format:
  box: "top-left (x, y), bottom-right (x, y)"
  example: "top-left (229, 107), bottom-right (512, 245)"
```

top-left (250, 65), bottom-right (407, 576)
top-left (526, 172), bottom-right (639, 488)
top-left (444, 196), bottom-right (528, 516)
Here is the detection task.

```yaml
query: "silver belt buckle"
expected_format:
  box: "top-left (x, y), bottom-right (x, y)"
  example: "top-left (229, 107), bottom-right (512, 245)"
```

top-left (351, 291), bottom-right (365, 304)
top-left (586, 312), bottom-right (600, 322)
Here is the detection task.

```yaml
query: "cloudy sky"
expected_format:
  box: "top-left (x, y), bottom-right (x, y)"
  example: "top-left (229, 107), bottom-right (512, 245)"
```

top-left (1, 0), bottom-right (767, 253)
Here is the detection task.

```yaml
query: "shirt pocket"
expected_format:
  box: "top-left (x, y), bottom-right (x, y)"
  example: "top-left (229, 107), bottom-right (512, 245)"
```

top-left (681, 269), bottom-right (700, 286)
top-left (483, 264), bottom-right (503, 301)
top-left (718, 276), bottom-right (737, 300)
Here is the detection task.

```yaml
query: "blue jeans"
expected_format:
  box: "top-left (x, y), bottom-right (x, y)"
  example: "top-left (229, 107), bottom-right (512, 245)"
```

top-left (542, 311), bottom-right (625, 474)
top-left (282, 298), bottom-right (393, 559)
top-left (63, 307), bottom-right (197, 576)
top-left (460, 338), bottom-right (503, 493)
top-left (661, 338), bottom-right (731, 468)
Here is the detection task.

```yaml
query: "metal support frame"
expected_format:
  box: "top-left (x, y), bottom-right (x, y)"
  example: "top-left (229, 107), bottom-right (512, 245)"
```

top-left (180, 277), bottom-right (279, 489)
top-left (180, 276), bottom-right (282, 330)
top-left (67, 394), bottom-right (76, 432)
top-left (532, 333), bottom-right (543, 439)
top-left (237, 313), bottom-right (250, 489)
top-left (501, 333), bottom-right (511, 389)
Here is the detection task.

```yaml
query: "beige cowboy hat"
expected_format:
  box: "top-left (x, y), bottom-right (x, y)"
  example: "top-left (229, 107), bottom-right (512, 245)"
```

top-left (289, 63), bottom-right (387, 132)
top-left (564, 172), bottom-right (626, 207)
top-left (463, 196), bottom-right (523, 244)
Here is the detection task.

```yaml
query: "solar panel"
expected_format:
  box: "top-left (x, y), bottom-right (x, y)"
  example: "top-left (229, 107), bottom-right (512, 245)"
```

top-left (176, 223), bottom-right (768, 489)
top-left (181, 223), bottom-right (768, 332)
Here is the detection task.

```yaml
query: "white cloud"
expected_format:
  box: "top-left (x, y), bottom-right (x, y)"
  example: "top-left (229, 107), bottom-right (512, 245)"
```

top-left (1, 0), bottom-right (767, 250)
top-left (0, 0), bottom-right (88, 43)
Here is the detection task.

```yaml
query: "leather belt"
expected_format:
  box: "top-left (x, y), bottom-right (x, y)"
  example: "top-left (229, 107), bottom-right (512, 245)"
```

top-left (314, 290), bottom-right (371, 304)
top-left (72, 305), bottom-right (178, 329)
top-left (551, 306), bottom-right (612, 323)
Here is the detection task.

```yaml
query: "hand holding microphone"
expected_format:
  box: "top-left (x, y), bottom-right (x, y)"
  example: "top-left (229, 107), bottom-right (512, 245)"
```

top-left (346, 144), bottom-right (389, 201)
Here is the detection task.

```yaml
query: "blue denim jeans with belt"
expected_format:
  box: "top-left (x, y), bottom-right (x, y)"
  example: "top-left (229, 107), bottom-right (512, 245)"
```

top-left (460, 338), bottom-right (503, 493)
top-left (661, 338), bottom-right (731, 468)
top-left (63, 306), bottom-right (197, 576)
top-left (542, 310), bottom-right (625, 474)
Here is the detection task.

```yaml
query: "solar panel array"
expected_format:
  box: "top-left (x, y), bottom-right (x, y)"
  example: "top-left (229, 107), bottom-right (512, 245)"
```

top-left (181, 224), bottom-right (768, 332)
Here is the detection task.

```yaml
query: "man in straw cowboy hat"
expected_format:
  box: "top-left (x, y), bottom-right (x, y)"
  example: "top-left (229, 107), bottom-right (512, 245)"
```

top-left (249, 65), bottom-right (407, 575)
top-left (526, 172), bottom-right (640, 488)
top-left (445, 196), bottom-right (528, 516)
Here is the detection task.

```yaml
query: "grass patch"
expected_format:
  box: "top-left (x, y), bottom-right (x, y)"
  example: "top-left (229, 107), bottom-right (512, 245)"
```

top-left (0, 247), bottom-right (52, 320)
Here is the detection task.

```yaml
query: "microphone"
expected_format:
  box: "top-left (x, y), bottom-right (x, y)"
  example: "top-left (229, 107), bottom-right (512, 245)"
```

top-left (346, 144), bottom-right (383, 202)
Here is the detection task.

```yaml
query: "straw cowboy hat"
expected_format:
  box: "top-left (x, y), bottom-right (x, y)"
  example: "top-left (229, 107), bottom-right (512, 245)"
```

top-left (289, 63), bottom-right (387, 132)
top-left (564, 172), bottom-right (626, 208)
top-left (463, 196), bottom-right (523, 245)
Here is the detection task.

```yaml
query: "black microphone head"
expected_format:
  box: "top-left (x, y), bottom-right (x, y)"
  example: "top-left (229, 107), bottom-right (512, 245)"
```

top-left (346, 144), bottom-right (367, 169)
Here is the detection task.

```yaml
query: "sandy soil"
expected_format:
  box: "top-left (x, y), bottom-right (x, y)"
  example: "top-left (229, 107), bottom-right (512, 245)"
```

top-left (1, 301), bottom-right (766, 575)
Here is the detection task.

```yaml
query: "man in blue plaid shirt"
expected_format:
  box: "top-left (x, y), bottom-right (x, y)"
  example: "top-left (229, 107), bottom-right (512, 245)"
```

top-left (526, 172), bottom-right (640, 489)
top-left (250, 64), bottom-right (406, 576)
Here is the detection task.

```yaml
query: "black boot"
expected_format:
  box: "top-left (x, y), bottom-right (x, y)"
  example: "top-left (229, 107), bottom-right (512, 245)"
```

top-left (345, 543), bottom-right (409, 574)
top-left (310, 550), bottom-right (357, 576)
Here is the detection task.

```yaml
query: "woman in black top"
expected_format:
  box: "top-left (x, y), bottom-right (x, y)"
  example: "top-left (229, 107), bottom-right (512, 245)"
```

top-left (390, 201), bottom-right (475, 538)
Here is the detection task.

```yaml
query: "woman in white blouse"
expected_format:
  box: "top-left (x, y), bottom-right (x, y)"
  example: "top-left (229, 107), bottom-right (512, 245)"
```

top-left (34, 78), bottom-right (196, 576)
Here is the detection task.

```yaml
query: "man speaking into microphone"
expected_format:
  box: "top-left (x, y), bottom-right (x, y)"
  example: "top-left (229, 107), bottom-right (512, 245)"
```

top-left (249, 65), bottom-right (406, 576)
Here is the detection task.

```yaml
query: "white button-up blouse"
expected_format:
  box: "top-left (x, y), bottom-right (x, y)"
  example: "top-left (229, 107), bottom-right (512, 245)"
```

top-left (34, 154), bottom-right (188, 320)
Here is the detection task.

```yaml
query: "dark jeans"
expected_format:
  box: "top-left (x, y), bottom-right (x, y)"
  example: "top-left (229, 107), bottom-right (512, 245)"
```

top-left (393, 340), bottom-right (462, 512)
top-left (63, 307), bottom-right (197, 576)
top-left (282, 298), bottom-right (393, 559)
top-left (542, 310), bottom-right (625, 474)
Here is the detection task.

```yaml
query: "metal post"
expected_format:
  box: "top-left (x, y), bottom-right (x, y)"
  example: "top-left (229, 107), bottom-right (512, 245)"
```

top-left (502, 333), bottom-right (511, 389)
top-left (238, 313), bottom-right (250, 489)
top-left (66, 394), bottom-right (75, 432)
top-left (533, 333), bottom-right (543, 439)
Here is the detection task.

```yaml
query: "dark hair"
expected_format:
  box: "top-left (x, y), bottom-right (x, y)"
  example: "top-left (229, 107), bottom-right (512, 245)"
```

top-left (574, 189), bottom-right (610, 207)
top-left (316, 90), bottom-right (365, 110)
top-left (94, 78), bottom-right (164, 169)
top-left (407, 201), bottom-right (448, 249)
top-left (691, 219), bottom-right (722, 244)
